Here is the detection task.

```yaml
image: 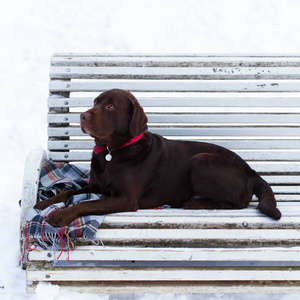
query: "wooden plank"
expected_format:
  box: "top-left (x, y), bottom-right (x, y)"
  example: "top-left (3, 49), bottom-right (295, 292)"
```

top-left (272, 186), bottom-right (300, 194)
top-left (49, 79), bottom-right (300, 92)
top-left (28, 246), bottom-right (300, 262)
top-left (151, 127), bottom-right (300, 136)
top-left (88, 206), bottom-right (297, 221)
top-left (26, 279), bottom-right (300, 294)
top-left (25, 281), bottom-right (300, 294)
top-left (104, 203), bottom-right (300, 217)
top-left (20, 146), bottom-right (47, 229)
top-left (99, 216), bottom-right (300, 229)
top-left (92, 229), bottom-right (300, 246)
top-left (53, 53), bottom-right (300, 57)
top-left (27, 267), bottom-right (300, 282)
top-left (148, 114), bottom-right (300, 124)
top-left (195, 139), bottom-right (300, 150)
top-left (248, 162), bottom-right (300, 174)
top-left (51, 55), bottom-right (300, 67)
top-left (263, 175), bottom-right (300, 184)
top-left (50, 66), bottom-right (300, 80)
top-left (47, 139), bottom-right (300, 150)
top-left (48, 149), bottom-right (300, 162)
top-left (48, 94), bottom-right (300, 108)
top-left (141, 107), bottom-right (300, 113)
top-left (235, 150), bottom-right (300, 161)
top-left (47, 112), bottom-right (300, 125)
top-left (48, 126), bottom-right (300, 137)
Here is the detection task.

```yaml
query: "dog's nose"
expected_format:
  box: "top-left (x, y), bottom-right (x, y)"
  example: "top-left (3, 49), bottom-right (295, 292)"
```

top-left (80, 112), bottom-right (90, 123)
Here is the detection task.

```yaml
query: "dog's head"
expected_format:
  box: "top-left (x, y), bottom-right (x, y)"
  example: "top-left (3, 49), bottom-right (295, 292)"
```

top-left (80, 89), bottom-right (148, 144)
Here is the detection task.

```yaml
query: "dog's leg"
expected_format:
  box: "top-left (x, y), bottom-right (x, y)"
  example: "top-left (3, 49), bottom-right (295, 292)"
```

top-left (34, 185), bottom-right (97, 210)
top-left (184, 196), bottom-right (221, 209)
top-left (184, 196), bottom-right (239, 209)
top-left (185, 152), bottom-right (253, 210)
top-left (46, 196), bottom-right (138, 227)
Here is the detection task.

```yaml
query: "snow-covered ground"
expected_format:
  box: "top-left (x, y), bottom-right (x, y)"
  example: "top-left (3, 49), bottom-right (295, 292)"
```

top-left (1, 0), bottom-right (300, 299)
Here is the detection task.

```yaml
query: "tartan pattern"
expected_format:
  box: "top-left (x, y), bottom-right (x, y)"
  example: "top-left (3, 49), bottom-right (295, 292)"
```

top-left (22, 159), bottom-right (105, 260)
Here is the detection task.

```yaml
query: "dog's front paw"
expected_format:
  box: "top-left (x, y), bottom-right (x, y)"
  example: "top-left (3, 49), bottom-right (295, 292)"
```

top-left (46, 208), bottom-right (77, 227)
top-left (34, 191), bottom-right (70, 211)
top-left (34, 199), bottom-right (53, 210)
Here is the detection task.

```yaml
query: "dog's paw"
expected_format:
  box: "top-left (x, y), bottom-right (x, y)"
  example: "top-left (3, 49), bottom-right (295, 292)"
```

top-left (34, 191), bottom-right (70, 211)
top-left (46, 208), bottom-right (77, 227)
top-left (34, 200), bottom-right (52, 210)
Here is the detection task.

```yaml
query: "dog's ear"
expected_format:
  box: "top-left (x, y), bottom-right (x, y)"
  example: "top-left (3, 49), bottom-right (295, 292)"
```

top-left (129, 96), bottom-right (148, 137)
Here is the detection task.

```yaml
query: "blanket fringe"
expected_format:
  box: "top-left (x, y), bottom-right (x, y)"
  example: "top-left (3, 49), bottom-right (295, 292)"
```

top-left (21, 224), bottom-right (78, 262)
top-left (21, 224), bottom-right (41, 263)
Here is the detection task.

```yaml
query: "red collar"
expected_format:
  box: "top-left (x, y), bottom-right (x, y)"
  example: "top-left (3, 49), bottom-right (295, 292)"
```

top-left (94, 133), bottom-right (144, 154)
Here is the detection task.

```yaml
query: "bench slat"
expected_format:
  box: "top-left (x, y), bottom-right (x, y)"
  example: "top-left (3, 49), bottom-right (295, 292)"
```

top-left (48, 112), bottom-right (300, 125)
top-left (53, 53), bottom-right (300, 56)
top-left (51, 55), bottom-right (300, 67)
top-left (48, 139), bottom-right (300, 150)
top-left (27, 267), bottom-right (300, 282)
top-left (48, 126), bottom-right (300, 137)
top-left (106, 203), bottom-right (300, 216)
top-left (25, 281), bottom-right (300, 294)
top-left (98, 216), bottom-right (300, 229)
top-left (28, 246), bottom-right (300, 262)
top-left (48, 94), bottom-right (300, 108)
top-left (50, 66), bottom-right (300, 80)
top-left (48, 149), bottom-right (300, 162)
top-left (49, 79), bottom-right (300, 92)
top-left (90, 229), bottom-right (300, 247)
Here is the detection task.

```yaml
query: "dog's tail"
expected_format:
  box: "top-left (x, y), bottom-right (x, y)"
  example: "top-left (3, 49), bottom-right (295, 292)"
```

top-left (253, 174), bottom-right (281, 220)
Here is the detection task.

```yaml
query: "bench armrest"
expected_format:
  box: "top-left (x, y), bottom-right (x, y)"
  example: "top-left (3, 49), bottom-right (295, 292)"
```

top-left (20, 146), bottom-right (47, 230)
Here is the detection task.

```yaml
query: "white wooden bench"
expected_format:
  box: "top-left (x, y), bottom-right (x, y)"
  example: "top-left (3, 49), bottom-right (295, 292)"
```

top-left (20, 54), bottom-right (300, 294)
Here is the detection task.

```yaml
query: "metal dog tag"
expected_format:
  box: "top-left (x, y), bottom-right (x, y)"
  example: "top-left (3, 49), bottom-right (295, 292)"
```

top-left (105, 153), bottom-right (112, 161)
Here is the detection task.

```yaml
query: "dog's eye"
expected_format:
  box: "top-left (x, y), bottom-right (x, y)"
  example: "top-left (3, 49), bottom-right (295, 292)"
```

top-left (106, 104), bottom-right (115, 110)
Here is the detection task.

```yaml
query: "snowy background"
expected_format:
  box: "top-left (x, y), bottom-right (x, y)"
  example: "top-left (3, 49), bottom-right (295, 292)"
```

top-left (1, 0), bottom-right (300, 299)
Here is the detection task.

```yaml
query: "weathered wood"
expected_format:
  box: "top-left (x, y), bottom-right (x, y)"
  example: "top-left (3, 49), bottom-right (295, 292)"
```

top-left (48, 126), bottom-right (300, 137)
top-left (50, 66), bottom-right (300, 80)
top-left (47, 139), bottom-right (300, 150)
top-left (20, 146), bottom-right (47, 230)
top-left (48, 148), bottom-right (300, 161)
top-left (90, 228), bottom-right (300, 247)
top-left (49, 79), bottom-right (300, 92)
top-left (47, 112), bottom-right (300, 125)
top-left (96, 215), bottom-right (300, 230)
top-left (25, 281), bottom-right (300, 294)
top-left (98, 203), bottom-right (300, 217)
top-left (27, 266), bottom-right (300, 282)
top-left (25, 213), bottom-right (300, 230)
top-left (47, 94), bottom-right (300, 108)
top-left (53, 53), bottom-right (300, 56)
top-left (51, 54), bottom-right (300, 68)
top-left (28, 246), bottom-right (300, 263)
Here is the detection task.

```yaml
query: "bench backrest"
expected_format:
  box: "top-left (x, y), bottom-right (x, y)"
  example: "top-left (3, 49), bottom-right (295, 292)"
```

top-left (48, 54), bottom-right (300, 203)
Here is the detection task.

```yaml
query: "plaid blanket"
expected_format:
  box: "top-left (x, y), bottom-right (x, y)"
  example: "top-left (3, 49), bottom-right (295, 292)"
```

top-left (21, 159), bottom-right (105, 261)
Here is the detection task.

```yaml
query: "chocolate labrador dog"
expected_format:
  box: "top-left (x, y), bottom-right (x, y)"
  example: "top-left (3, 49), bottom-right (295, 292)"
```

top-left (35, 89), bottom-right (281, 226)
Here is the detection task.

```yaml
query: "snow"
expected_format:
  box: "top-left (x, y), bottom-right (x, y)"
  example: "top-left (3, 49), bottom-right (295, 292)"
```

top-left (1, 0), bottom-right (300, 299)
